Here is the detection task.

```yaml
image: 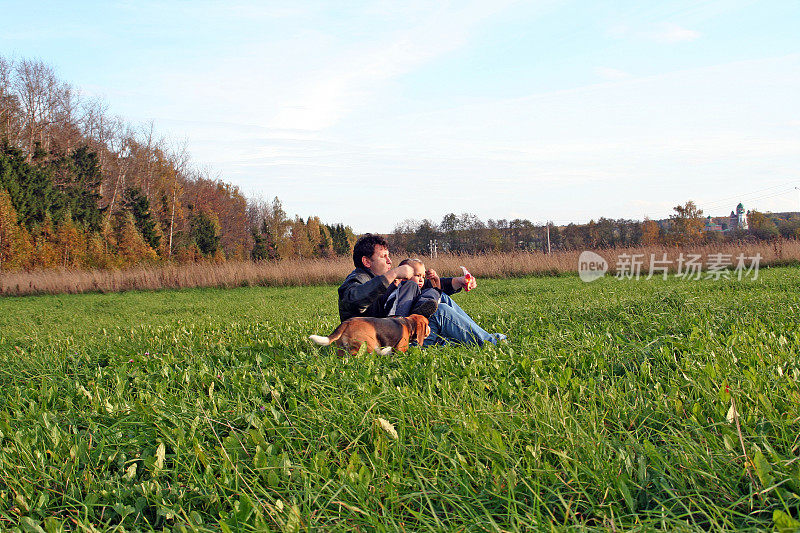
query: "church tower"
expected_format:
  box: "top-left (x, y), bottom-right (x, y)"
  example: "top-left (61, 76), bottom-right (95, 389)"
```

top-left (736, 203), bottom-right (748, 230)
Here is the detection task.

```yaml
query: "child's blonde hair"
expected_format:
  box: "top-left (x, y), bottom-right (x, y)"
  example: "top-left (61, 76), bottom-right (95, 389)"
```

top-left (398, 258), bottom-right (425, 268)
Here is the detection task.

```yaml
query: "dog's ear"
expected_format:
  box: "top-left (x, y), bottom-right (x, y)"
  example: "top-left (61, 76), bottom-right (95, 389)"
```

top-left (413, 314), bottom-right (429, 346)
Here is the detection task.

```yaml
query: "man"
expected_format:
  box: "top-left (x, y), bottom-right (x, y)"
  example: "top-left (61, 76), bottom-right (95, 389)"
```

top-left (338, 234), bottom-right (506, 346)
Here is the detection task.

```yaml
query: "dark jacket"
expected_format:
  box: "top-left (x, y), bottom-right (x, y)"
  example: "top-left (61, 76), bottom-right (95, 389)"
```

top-left (338, 267), bottom-right (392, 321)
top-left (338, 267), bottom-right (460, 321)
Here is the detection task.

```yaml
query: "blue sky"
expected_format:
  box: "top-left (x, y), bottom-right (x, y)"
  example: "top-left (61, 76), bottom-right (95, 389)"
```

top-left (3, 0), bottom-right (799, 232)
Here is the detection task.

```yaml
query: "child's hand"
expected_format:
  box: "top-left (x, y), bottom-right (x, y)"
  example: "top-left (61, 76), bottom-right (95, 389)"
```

top-left (425, 268), bottom-right (441, 289)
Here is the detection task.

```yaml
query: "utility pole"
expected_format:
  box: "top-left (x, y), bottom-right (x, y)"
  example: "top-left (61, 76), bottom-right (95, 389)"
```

top-left (546, 223), bottom-right (551, 255)
top-left (428, 239), bottom-right (438, 259)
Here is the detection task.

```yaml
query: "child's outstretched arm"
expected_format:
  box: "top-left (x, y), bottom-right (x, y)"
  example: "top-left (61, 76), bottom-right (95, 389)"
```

top-left (425, 268), bottom-right (441, 290)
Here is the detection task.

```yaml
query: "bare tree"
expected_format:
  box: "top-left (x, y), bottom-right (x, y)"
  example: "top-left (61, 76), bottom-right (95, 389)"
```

top-left (140, 121), bottom-right (157, 197)
top-left (50, 83), bottom-right (82, 155)
top-left (0, 56), bottom-right (19, 142)
top-left (105, 121), bottom-right (136, 214)
top-left (81, 96), bottom-right (111, 164)
top-left (166, 139), bottom-right (190, 257)
top-left (40, 71), bottom-right (68, 155)
top-left (13, 59), bottom-right (59, 159)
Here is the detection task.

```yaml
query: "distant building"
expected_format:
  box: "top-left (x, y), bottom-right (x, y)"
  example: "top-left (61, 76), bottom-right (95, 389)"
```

top-left (703, 203), bottom-right (748, 233)
top-left (704, 216), bottom-right (723, 233)
top-left (728, 202), bottom-right (748, 231)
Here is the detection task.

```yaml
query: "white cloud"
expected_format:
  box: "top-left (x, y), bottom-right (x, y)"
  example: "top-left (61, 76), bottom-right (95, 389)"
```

top-left (594, 66), bottom-right (632, 81)
top-left (269, 1), bottom-right (516, 131)
top-left (607, 21), bottom-right (701, 44)
top-left (241, 53), bottom-right (800, 229)
top-left (649, 22), bottom-right (701, 43)
top-left (606, 23), bottom-right (630, 40)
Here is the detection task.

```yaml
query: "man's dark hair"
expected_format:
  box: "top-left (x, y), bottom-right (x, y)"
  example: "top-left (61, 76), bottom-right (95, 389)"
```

top-left (353, 233), bottom-right (388, 269)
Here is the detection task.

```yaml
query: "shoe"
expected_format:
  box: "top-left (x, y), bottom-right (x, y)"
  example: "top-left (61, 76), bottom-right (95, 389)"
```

top-left (410, 299), bottom-right (439, 318)
top-left (491, 333), bottom-right (507, 344)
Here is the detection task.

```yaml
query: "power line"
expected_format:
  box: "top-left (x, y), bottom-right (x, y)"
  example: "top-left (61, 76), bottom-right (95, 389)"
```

top-left (702, 186), bottom-right (798, 213)
top-left (700, 182), bottom-right (794, 208)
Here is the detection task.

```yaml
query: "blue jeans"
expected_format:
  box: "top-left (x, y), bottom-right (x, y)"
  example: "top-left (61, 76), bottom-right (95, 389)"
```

top-left (423, 293), bottom-right (497, 346)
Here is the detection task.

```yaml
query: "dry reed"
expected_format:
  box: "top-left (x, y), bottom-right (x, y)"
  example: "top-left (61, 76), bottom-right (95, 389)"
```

top-left (2, 240), bottom-right (798, 297)
top-left (428, 239), bottom-right (800, 279)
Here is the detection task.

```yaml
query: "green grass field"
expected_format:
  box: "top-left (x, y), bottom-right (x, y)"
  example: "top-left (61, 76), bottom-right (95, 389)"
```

top-left (1, 268), bottom-right (799, 531)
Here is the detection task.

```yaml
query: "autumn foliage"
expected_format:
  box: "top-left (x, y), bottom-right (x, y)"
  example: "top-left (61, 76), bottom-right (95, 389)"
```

top-left (0, 55), bottom-right (356, 272)
top-left (1, 55), bottom-right (798, 277)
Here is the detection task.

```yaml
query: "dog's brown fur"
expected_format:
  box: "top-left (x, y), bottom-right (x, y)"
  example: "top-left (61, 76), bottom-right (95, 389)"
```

top-left (309, 314), bottom-right (430, 357)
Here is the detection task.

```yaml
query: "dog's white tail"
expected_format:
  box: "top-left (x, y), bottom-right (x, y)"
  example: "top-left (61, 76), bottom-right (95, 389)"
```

top-left (308, 335), bottom-right (331, 346)
top-left (376, 346), bottom-right (392, 356)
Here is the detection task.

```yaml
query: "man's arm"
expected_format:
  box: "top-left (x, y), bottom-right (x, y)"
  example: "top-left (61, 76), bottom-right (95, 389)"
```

top-left (429, 274), bottom-right (474, 295)
top-left (339, 265), bottom-right (416, 320)
top-left (451, 274), bottom-right (476, 291)
top-left (339, 274), bottom-right (391, 310)
top-left (384, 264), bottom-right (415, 285)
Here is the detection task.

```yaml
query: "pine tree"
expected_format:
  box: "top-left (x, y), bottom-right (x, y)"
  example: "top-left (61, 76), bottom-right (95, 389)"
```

top-left (251, 230), bottom-right (269, 261)
top-left (115, 212), bottom-right (157, 267)
top-left (250, 218), bottom-right (279, 261)
top-left (123, 187), bottom-right (161, 252)
top-left (32, 213), bottom-right (58, 268)
top-left (326, 224), bottom-right (342, 255)
top-left (85, 231), bottom-right (107, 269)
top-left (327, 224), bottom-right (356, 256)
top-left (99, 213), bottom-right (115, 259)
top-left (152, 216), bottom-right (166, 256)
top-left (291, 216), bottom-right (313, 258)
top-left (50, 146), bottom-right (104, 231)
top-left (190, 210), bottom-right (220, 256)
top-left (343, 226), bottom-right (356, 253)
top-left (54, 211), bottom-right (83, 267)
top-left (306, 216), bottom-right (333, 257)
top-left (318, 222), bottom-right (333, 257)
top-left (1, 140), bottom-right (56, 228)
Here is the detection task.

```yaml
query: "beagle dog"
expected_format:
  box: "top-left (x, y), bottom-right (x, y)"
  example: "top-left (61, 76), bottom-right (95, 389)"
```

top-left (309, 314), bottom-right (430, 357)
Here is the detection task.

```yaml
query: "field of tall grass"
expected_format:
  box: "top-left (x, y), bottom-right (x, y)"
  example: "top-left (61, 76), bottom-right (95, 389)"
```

top-left (2, 239), bottom-right (799, 296)
top-left (1, 266), bottom-right (799, 530)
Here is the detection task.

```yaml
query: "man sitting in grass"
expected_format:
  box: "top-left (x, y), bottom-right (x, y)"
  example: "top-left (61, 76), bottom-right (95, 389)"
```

top-left (338, 234), bottom-right (506, 346)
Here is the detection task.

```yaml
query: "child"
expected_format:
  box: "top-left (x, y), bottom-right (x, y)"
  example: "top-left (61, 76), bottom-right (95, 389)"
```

top-left (384, 258), bottom-right (441, 318)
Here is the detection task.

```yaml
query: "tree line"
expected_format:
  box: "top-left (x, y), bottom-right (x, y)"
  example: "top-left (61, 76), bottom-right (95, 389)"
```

top-left (0, 56), bottom-right (356, 271)
top-left (391, 202), bottom-right (800, 256)
top-left (2, 56), bottom-right (797, 272)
